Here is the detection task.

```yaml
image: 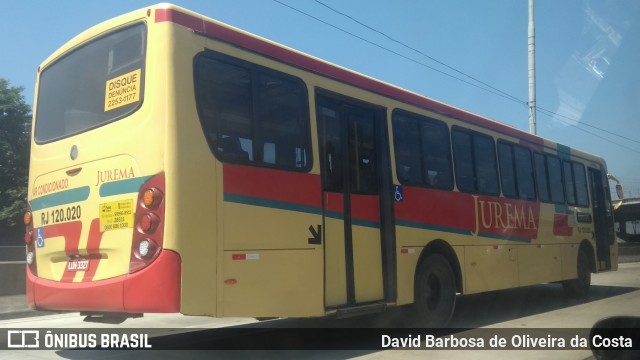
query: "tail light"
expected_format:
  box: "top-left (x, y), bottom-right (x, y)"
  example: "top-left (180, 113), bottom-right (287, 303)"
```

top-left (130, 173), bottom-right (165, 273)
top-left (24, 205), bottom-right (37, 275)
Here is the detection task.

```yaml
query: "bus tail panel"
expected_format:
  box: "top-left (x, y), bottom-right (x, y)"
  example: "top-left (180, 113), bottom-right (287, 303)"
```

top-left (28, 155), bottom-right (146, 283)
top-left (26, 249), bottom-right (181, 313)
top-left (26, 160), bottom-right (178, 312)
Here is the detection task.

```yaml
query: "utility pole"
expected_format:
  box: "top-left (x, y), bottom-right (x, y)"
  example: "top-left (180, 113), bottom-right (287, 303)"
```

top-left (528, 0), bottom-right (537, 135)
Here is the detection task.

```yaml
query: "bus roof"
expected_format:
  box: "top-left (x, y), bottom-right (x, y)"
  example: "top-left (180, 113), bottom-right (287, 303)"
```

top-left (39, 3), bottom-right (605, 165)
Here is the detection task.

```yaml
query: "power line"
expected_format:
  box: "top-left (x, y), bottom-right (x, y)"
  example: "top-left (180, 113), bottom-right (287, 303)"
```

top-left (536, 105), bottom-right (640, 146)
top-left (273, 0), bottom-right (640, 154)
top-left (313, 0), bottom-right (525, 105)
top-left (272, 0), bottom-right (527, 106)
top-left (537, 107), bottom-right (640, 155)
top-left (312, 0), bottom-right (640, 148)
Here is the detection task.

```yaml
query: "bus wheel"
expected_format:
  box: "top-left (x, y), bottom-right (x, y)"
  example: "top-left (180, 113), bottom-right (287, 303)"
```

top-left (414, 254), bottom-right (456, 327)
top-left (562, 248), bottom-right (591, 298)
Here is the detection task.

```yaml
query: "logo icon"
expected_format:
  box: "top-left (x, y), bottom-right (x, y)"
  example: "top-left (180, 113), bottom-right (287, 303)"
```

top-left (7, 330), bottom-right (40, 348)
top-left (70, 145), bottom-right (78, 160)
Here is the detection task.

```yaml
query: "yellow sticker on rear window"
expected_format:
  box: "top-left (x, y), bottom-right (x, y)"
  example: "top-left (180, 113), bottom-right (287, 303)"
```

top-left (99, 200), bottom-right (134, 232)
top-left (104, 69), bottom-right (141, 112)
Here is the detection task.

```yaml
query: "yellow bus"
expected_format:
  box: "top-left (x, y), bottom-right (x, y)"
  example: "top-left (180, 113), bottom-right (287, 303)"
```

top-left (25, 3), bottom-right (617, 327)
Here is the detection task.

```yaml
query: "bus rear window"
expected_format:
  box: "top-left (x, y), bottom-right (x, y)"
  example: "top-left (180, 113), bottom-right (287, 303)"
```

top-left (35, 23), bottom-right (146, 143)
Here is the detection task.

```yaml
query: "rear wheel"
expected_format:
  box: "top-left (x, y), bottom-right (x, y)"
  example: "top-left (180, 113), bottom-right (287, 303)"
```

top-left (414, 254), bottom-right (456, 327)
top-left (562, 247), bottom-right (591, 298)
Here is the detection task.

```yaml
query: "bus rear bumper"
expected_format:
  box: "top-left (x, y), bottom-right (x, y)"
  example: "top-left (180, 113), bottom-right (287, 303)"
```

top-left (26, 250), bottom-right (181, 313)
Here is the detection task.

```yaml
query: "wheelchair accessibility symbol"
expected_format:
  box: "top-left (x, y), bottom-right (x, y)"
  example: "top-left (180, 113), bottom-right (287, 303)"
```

top-left (394, 185), bottom-right (404, 202)
top-left (36, 227), bottom-right (45, 248)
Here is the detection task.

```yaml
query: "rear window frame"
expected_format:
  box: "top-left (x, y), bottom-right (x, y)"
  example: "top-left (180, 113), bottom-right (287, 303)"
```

top-left (34, 22), bottom-right (147, 144)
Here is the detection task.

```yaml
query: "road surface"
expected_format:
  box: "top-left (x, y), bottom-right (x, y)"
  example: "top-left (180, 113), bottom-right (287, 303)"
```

top-left (0, 262), bottom-right (638, 359)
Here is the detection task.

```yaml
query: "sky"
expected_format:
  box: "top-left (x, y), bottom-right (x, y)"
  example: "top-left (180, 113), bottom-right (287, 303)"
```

top-left (2, 0), bottom-right (640, 198)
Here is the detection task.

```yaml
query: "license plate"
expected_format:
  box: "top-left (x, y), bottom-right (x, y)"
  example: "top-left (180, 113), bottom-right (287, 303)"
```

top-left (67, 258), bottom-right (89, 271)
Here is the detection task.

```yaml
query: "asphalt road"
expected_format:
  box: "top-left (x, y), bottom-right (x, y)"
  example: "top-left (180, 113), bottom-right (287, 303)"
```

top-left (0, 262), bottom-right (639, 359)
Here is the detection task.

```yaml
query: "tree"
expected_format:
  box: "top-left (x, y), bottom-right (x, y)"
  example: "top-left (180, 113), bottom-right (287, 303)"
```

top-left (0, 78), bottom-right (31, 229)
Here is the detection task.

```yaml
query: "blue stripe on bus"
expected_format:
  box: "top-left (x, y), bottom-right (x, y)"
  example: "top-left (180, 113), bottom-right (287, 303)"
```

top-left (396, 219), bottom-right (471, 236)
top-left (224, 193), bottom-right (322, 216)
top-left (396, 219), bottom-right (531, 243)
top-left (324, 211), bottom-right (344, 221)
top-left (99, 176), bottom-right (153, 197)
top-left (30, 187), bottom-right (90, 211)
top-left (224, 193), bottom-right (380, 228)
top-left (477, 232), bottom-right (531, 243)
top-left (555, 204), bottom-right (573, 215)
top-left (351, 218), bottom-right (380, 229)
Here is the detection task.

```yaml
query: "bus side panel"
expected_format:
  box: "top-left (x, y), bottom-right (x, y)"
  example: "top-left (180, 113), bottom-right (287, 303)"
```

top-left (394, 225), bottom-right (465, 306)
top-left (324, 194), bottom-right (347, 307)
top-left (464, 245), bottom-right (518, 294)
top-left (351, 224), bottom-right (384, 303)
top-left (561, 243), bottom-right (580, 280)
top-left (395, 227), bottom-right (424, 306)
top-left (518, 244), bottom-right (562, 286)
top-left (222, 249), bottom-right (323, 317)
top-left (220, 165), bottom-right (324, 317)
top-left (162, 22), bottom-right (217, 316)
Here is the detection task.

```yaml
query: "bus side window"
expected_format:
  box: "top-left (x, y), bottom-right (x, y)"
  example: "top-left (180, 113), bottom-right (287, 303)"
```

top-left (498, 141), bottom-right (536, 201)
top-left (452, 127), bottom-right (499, 195)
top-left (194, 51), bottom-right (311, 171)
top-left (452, 129), bottom-right (475, 193)
top-left (498, 141), bottom-right (517, 198)
top-left (392, 113), bottom-right (422, 184)
top-left (514, 146), bottom-right (535, 200)
top-left (563, 161), bottom-right (589, 207)
top-left (349, 114), bottom-right (378, 195)
top-left (392, 110), bottom-right (453, 190)
top-left (547, 155), bottom-right (565, 204)
top-left (218, 136), bottom-right (250, 162)
top-left (573, 162), bottom-right (589, 207)
top-left (318, 106), bottom-right (344, 192)
top-left (534, 153), bottom-right (550, 202)
top-left (421, 120), bottom-right (453, 190)
top-left (256, 73), bottom-right (309, 169)
top-left (564, 161), bottom-right (577, 205)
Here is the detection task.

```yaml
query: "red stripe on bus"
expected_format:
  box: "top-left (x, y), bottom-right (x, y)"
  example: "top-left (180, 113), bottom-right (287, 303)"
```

top-left (351, 194), bottom-right (380, 224)
top-left (553, 214), bottom-right (573, 237)
top-left (155, 7), bottom-right (204, 32)
top-left (43, 221), bottom-right (82, 282)
top-left (82, 219), bottom-right (105, 282)
top-left (396, 186), bottom-right (541, 240)
top-left (27, 250), bottom-right (181, 313)
top-left (223, 164), bottom-right (321, 208)
top-left (395, 187), bottom-right (475, 232)
top-left (324, 192), bottom-right (344, 214)
top-left (155, 8), bottom-right (544, 146)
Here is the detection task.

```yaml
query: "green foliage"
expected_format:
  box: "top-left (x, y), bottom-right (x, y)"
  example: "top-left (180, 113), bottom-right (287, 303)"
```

top-left (0, 78), bottom-right (31, 228)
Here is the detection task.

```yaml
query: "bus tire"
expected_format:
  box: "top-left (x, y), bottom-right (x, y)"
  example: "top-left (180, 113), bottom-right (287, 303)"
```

top-left (562, 248), bottom-right (591, 298)
top-left (414, 254), bottom-right (456, 327)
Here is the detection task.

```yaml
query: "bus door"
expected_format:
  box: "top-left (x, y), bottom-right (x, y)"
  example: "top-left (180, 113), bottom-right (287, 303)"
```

top-left (588, 168), bottom-right (614, 270)
top-left (316, 93), bottom-right (393, 309)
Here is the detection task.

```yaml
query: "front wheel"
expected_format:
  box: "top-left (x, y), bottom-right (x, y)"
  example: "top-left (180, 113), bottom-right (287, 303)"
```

top-left (414, 254), bottom-right (456, 327)
top-left (562, 248), bottom-right (591, 298)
